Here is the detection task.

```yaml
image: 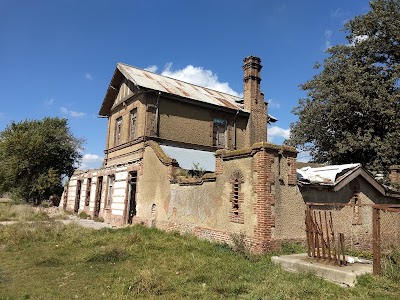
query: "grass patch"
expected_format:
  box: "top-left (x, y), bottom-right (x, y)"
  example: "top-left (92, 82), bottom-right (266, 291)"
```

top-left (86, 246), bottom-right (130, 263)
top-left (78, 211), bottom-right (90, 219)
top-left (0, 203), bottom-right (49, 221)
top-left (0, 223), bottom-right (400, 299)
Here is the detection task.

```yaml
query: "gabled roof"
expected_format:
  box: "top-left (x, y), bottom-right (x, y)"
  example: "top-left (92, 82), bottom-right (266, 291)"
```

top-left (297, 163), bottom-right (400, 198)
top-left (99, 63), bottom-right (248, 116)
top-left (99, 63), bottom-right (278, 123)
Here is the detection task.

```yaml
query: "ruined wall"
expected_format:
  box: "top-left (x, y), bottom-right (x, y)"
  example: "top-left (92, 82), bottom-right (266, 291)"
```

top-left (62, 141), bottom-right (301, 253)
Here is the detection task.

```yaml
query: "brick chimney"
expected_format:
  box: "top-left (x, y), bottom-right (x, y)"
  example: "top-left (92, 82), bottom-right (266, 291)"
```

top-left (389, 165), bottom-right (400, 184)
top-left (243, 56), bottom-right (267, 147)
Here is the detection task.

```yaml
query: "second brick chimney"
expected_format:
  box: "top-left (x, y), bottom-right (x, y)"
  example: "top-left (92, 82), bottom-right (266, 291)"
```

top-left (243, 56), bottom-right (267, 147)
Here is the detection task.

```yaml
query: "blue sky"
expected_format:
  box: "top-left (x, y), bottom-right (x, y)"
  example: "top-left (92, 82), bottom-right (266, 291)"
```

top-left (0, 0), bottom-right (370, 168)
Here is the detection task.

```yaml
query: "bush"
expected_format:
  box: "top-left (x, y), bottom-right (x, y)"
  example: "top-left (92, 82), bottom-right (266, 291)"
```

top-left (78, 211), bottom-right (90, 219)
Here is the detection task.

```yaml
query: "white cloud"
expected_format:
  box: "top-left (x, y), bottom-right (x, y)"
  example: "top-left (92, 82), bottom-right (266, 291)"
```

top-left (161, 63), bottom-right (242, 97)
top-left (85, 73), bottom-right (93, 80)
top-left (145, 65), bottom-right (158, 73)
top-left (348, 35), bottom-right (369, 46)
top-left (266, 99), bottom-right (280, 109)
top-left (80, 153), bottom-right (103, 170)
top-left (267, 126), bottom-right (290, 142)
top-left (60, 107), bottom-right (86, 117)
top-left (44, 98), bottom-right (54, 108)
top-left (324, 30), bottom-right (333, 50)
top-left (82, 153), bottom-right (103, 162)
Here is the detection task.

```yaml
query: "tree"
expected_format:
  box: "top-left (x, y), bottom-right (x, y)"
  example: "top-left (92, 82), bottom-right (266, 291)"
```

top-left (0, 117), bottom-right (83, 203)
top-left (288, 0), bottom-right (400, 173)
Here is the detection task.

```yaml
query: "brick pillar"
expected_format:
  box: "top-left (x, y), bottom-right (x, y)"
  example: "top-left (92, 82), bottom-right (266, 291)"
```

top-left (252, 148), bottom-right (275, 253)
top-left (287, 156), bottom-right (297, 185)
top-left (215, 151), bottom-right (224, 175)
top-left (242, 56), bottom-right (267, 147)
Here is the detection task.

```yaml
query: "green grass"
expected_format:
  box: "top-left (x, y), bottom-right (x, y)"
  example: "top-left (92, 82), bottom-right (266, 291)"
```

top-left (1, 223), bottom-right (400, 299)
top-left (0, 202), bottom-right (49, 222)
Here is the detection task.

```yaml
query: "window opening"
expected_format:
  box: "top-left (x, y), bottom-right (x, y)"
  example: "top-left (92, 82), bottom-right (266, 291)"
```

top-left (85, 178), bottom-right (91, 206)
top-left (233, 179), bottom-right (240, 215)
top-left (94, 176), bottom-right (103, 217)
top-left (127, 171), bottom-right (137, 224)
top-left (130, 109), bottom-right (137, 141)
top-left (115, 117), bottom-right (122, 146)
top-left (74, 180), bottom-right (82, 213)
top-left (213, 118), bottom-right (227, 148)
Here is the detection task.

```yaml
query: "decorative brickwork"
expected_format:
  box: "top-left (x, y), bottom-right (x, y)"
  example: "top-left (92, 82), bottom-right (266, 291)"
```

top-left (229, 170), bottom-right (245, 223)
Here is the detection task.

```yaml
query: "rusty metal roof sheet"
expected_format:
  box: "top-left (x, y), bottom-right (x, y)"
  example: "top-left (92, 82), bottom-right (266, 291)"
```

top-left (117, 63), bottom-right (248, 113)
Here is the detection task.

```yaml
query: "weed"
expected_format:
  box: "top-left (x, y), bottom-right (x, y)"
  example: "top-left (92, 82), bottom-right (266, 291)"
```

top-left (382, 247), bottom-right (400, 281)
top-left (230, 232), bottom-right (258, 261)
top-left (280, 241), bottom-right (306, 255)
top-left (86, 246), bottom-right (129, 263)
top-left (34, 257), bottom-right (62, 267)
top-left (78, 211), bottom-right (90, 219)
top-left (93, 216), bottom-right (104, 222)
top-left (126, 268), bottom-right (169, 296)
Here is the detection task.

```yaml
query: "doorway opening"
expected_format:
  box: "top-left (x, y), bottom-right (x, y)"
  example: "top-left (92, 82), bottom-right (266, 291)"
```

top-left (127, 171), bottom-right (137, 224)
top-left (94, 176), bottom-right (103, 217)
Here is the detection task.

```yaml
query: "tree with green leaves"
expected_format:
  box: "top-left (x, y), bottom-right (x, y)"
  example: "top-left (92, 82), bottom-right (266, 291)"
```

top-left (288, 0), bottom-right (400, 173)
top-left (0, 117), bottom-right (83, 203)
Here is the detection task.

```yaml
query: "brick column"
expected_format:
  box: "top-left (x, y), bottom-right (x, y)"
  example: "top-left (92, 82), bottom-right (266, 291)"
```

top-left (252, 148), bottom-right (275, 253)
top-left (287, 156), bottom-right (297, 185)
top-left (215, 151), bottom-right (224, 175)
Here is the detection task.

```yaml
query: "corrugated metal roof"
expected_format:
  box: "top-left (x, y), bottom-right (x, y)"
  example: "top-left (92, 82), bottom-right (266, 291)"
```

top-left (297, 163), bottom-right (361, 185)
top-left (117, 63), bottom-right (248, 113)
top-left (160, 145), bottom-right (215, 172)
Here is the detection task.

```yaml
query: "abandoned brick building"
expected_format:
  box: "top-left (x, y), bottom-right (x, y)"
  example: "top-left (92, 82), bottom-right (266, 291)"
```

top-left (61, 56), bottom-right (400, 253)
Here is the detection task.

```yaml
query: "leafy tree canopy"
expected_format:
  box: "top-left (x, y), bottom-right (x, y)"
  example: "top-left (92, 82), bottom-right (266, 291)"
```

top-left (288, 0), bottom-right (400, 173)
top-left (0, 117), bottom-right (83, 202)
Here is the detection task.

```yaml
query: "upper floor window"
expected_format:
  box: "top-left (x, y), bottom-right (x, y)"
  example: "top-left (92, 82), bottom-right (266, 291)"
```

top-left (213, 118), bottom-right (227, 148)
top-left (130, 109), bottom-right (137, 141)
top-left (115, 117), bottom-right (122, 146)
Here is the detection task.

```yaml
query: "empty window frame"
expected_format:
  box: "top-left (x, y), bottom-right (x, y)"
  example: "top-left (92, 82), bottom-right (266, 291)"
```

top-left (130, 109), bottom-right (137, 141)
top-left (115, 117), bottom-right (122, 146)
top-left (213, 118), bottom-right (227, 148)
top-left (106, 175), bottom-right (115, 207)
top-left (85, 178), bottom-right (92, 206)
